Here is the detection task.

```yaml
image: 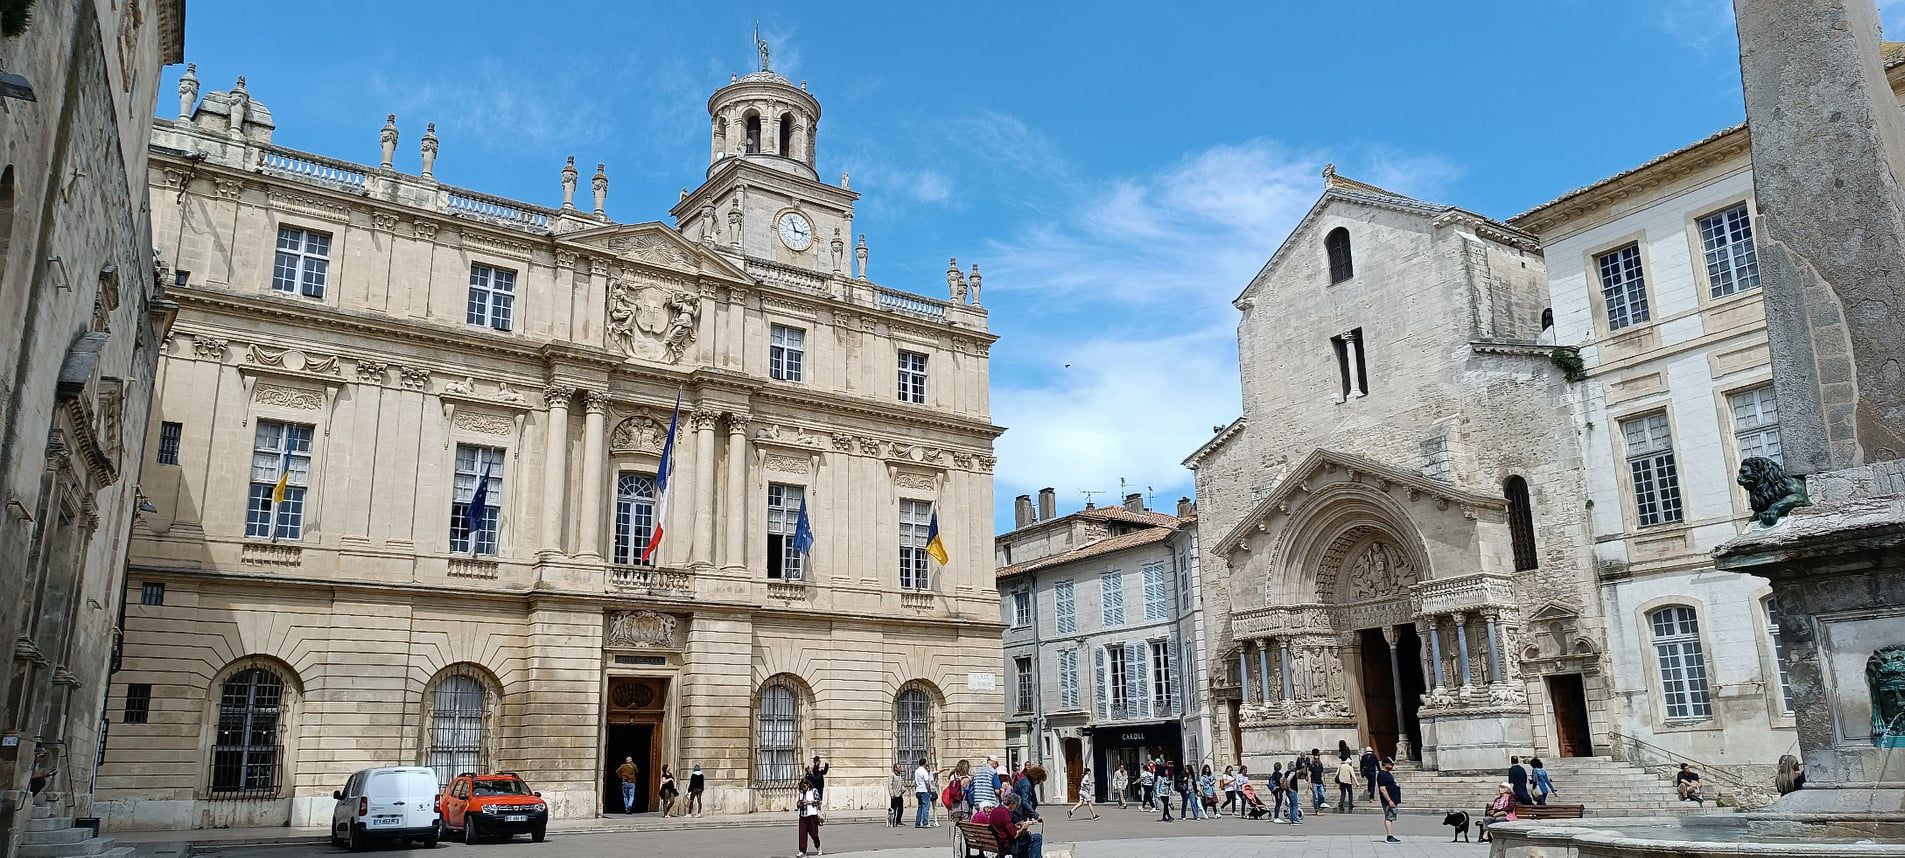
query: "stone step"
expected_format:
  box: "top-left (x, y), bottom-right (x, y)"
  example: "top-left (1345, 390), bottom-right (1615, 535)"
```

top-left (24, 816), bottom-right (75, 832)
top-left (30, 803), bottom-right (52, 819)
top-left (20, 836), bottom-right (118, 858)
top-left (19, 826), bottom-right (91, 846)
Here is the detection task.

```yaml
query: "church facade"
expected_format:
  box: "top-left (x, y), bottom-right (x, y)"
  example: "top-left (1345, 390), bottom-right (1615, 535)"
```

top-left (1186, 171), bottom-right (1609, 773)
top-left (94, 58), bottom-right (1002, 830)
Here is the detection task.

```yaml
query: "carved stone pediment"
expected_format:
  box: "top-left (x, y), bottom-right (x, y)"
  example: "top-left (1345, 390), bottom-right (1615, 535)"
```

top-left (611, 413), bottom-right (670, 454)
top-left (606, 610), bottom-right (680, 649)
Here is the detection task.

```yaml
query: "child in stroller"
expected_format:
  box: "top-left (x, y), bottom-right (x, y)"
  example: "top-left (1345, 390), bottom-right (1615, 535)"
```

top-left (1238, 782), bottom-right (1272, 819)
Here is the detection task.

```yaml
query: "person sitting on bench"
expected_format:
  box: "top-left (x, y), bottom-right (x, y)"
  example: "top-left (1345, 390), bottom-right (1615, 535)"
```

top-left (1478, 783), bottom-right (1519, 842)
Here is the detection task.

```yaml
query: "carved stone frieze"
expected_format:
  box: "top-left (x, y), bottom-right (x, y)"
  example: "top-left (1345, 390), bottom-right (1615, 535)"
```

top-left (452, 411), bottom-right (513, 436)
top-left (397, 366), bottom-right (430, 391)
top-left (894, 472), bottom-right (937, 491)
top-left (254, 384), bottom-right (322, 410)
top-left (606, 274), bottom-right (700, 364)
top-left (610, 414), bottom-right (669, 453)
top-left (356, 360), bottom-right (388, 384)
top-left (412, 219), bottom-right (440, 241)
top-left (606, 610), bottom-right (680, 649)
top-left (763, 453), bottom-right (810, 475)
top-left (192, 335), bottom-right (228, 360)
top-left (266, 190), bottom-right (349, 221)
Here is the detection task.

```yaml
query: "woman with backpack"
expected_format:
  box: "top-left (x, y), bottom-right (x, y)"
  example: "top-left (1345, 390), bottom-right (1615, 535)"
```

top-left (944, 759), bottom-right (973, 823)
top-left (1068, 767), bottom-right (1100, 819)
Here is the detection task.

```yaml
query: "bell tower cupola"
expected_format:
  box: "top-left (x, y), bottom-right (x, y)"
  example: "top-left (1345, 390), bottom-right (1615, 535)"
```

top-left (707, 24), bottom-right (821, 181)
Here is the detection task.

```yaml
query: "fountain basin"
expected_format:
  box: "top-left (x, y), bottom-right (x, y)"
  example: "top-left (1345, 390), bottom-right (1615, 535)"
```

top-left (1486, 814), bottom-right (1905, 857)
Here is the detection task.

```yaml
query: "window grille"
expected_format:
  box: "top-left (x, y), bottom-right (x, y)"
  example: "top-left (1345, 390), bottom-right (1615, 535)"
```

top-left (1142, 564), bottom-right (1167, 620)
top-left (1055, 581), bottom-right (1075, 634)
top-left (755, 680), bottom-right (801, 787)
top-left (272, 226), bottom-right (331, 298)
top-left (613, 473), bottom-right (657, 566)
top-left (246, 421), bottom-right (312, 539)
top-left (767, 483), bottom-right (805, 580)
top-left (425, 669), bottom-right (487, 786)
top-left (210, 668), bottom-right (285, 797)
top-left (1597, 244), bottom-right (1650, 330)
top-left (1730, 386), bottom-right (1783, 462)
top-left (157, 421), bottom-right (182, 465)
top-left (466, 264), bottom-right (516, 331)
top-left (770, 325), bottom-right (806, 382)
top-left (898, 500), bottom-right (932, 590)
top-left (450, 445), bottom-right (505, 554)
top-left (1012, 591), bottom-right (1031, 628)
top-left (1325, 227), bottom-right (1354, 283)
top-left (1764, 600), bottom-right (1795, 714)
top-left (1150, 638), bottom-right (1179, 716)
top-left (1101, 571), bottom-right (1124, 627)
top-left (140, 582), bottom-right (165, 606)
top-left (1622, 412), bottom-right (1683, 526)
top-left (1649, 606), bottom-right (1712, 720)
top-left (124, 683), bottom-right (152, 724)
top-left (895, 688), bottom-right (931, 767)
top-left (897, 351), bottom-right (927, 404)
top-left (1698, 203), bottom-right (1760, 298)
top-left (1505, 476), bottom-right (1538, 571)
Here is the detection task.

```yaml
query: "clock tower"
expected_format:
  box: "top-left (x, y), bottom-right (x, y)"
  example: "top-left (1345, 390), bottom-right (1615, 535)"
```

top-left (671, 51), bottom-right (859, 277)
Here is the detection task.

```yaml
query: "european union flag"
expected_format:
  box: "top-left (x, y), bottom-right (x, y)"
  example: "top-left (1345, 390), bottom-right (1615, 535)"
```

top-left (792, 495), bottom-right (815, 557)
top-left (462, 461), bottom-right (492, 554)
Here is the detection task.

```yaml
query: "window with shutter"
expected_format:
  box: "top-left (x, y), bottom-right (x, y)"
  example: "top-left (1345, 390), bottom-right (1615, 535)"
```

top-left (1124, 641), bottom-right (1148, 719)
top-left (1094, 647), bottom-right (1109, 719)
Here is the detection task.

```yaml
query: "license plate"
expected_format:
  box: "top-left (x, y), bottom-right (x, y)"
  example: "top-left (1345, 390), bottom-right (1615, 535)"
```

top-left (504, 815), bottom-right (527, 823)
top-left (372, 815), bottom-right (402, 825)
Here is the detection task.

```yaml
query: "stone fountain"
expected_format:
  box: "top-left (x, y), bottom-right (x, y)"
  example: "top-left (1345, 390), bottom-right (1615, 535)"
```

top-left (1489, 0), bottom-right (1905, 854)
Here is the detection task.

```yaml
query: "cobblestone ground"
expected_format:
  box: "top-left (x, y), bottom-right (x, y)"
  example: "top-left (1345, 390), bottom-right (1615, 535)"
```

top-left (175, 806), bottom-right (1487, 858)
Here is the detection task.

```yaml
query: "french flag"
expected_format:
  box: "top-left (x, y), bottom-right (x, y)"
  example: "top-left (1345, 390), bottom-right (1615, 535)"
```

top-left (641, 389), bottom-right (683, 564)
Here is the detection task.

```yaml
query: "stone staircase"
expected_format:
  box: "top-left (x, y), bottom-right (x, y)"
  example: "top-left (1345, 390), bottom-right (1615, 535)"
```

top-left (17, 802), bottom-right (133, 858)
top-left (1383, 756), bottom-right (1713, 817)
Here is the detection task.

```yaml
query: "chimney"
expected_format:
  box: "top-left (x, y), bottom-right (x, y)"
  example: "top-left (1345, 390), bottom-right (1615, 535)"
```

top-left (1037, 488), bottom-right (1056, 520)
top-left (1177, 496), bottom-right (1195, 518)
top-left (1014, 494), bottom-right (1034, 529)
top-left (1123, 492), bottom-right (1144, 512)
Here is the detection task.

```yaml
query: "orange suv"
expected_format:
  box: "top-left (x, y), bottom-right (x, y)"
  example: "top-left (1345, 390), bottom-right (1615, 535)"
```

top-left (440, 772), bottom-right (549, 843)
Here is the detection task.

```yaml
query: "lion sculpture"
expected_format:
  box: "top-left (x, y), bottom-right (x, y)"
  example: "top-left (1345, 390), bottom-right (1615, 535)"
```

top-left (1737, 456), bottom-right (1811, 526)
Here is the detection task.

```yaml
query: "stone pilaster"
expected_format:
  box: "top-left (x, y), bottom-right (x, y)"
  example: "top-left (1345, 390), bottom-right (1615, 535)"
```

top-left (577, 391), bottom-right (608, 559)
top-left (540, 386), bottom-right (573, 556)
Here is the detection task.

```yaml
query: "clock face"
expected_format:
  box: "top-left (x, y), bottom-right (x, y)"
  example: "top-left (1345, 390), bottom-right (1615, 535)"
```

top-left (777, 212), bottom-right (814, 251)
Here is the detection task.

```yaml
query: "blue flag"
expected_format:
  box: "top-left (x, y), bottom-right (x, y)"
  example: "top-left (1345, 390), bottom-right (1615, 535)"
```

top-left (463, 460), bottom-right (492, 553)
top-left (792, 495), bottom-right (815, 558)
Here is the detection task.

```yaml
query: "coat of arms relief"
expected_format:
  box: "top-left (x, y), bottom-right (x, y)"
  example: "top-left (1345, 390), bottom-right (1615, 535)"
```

top-left (607, 273), bottom-right (700, 365)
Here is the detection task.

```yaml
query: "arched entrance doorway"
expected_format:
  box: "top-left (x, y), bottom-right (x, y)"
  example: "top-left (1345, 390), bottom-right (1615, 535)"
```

top-left (1317, 530), bottom-right (1427, 760)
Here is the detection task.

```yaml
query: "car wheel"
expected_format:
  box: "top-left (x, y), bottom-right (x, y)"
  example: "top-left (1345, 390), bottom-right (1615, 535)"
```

top-left (531, 825), bottom-right (546, 843)
top-left (464, 817), bottom-right (479, 845)
top-left (421, 832), bottom-right (439, 849)
top-left (346, 824), bottom-right (365, 853)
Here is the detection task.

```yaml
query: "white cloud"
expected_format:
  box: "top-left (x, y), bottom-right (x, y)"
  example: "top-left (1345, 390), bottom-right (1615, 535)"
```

top-left (1654, 0), bottom-right (1737, 55)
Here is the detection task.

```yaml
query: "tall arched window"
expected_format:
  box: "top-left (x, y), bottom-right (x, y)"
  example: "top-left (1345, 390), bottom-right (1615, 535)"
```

top-left (1326, 227), bottom-right (1354, 284)
top-left (1648, 605), bottom-right (1712, 720)
top-left (613, 473), bottom-right (657, 566)
top-left (424, 666), bottom-right (490, 785)
top-left (894, 687), bottom-right (932, 767)
top-left (1504, 476), bottom-right (1538, 571)
top-left (744, 113), bottom-right (762, 154)
top-left (755, 677), bottom-right (802, 787)
top-left (778, 112), bottom-right (795, 157)
top-left (211, 667), bottom-right (286, 796)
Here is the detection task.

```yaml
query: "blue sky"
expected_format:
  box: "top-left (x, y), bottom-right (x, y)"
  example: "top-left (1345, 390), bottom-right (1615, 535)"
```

top-left (162, 1), bottom-right (1905, 534)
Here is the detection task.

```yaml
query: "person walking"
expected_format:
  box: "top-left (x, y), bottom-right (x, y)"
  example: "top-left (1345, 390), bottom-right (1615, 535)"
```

top-left (913, 757), bottom-right (936, 828)
top-left (808, 756), bottom-right (831, 802)
top-left (1139, 761), bottom-right (1157, 810)
top-left (615, 756), bottom-right (639, 815)
top-left (1360, 746), bottom-right (1380, 801)
top-left (887, 764), bottom-right (908, 826)
top-left (1068, 767), bottom-right (1100, 818)
top-left (1530, 758), bottom-right (1556, 806)
top-left (1218, 765), bottom-right (1237, 816)
top-left (1177, 765), bottom-right (1201, 820)
top-left (1335, 754), bottom-right (1358, 812)
top-left (1199, 765), bottom-right (1218, 819)
top-left (1268, 762), bottom-right (1287, 822)
top-left (1376, 757), bottom-right (1403, 844)
top-left (1109, 763), bottom-right (1129, 809)
top-left (1157, 762), bottom-right (1174, 822)
top-left (1338, 739), bottom-right (1354, 762)
top-left (796, 774), bottom-right (823, 857)
top-left (1309, 750), bottom-right (1329, 810)
top-left (1233, 765), bottom-right (1252, 818)
top-left (972, 755), bottom-right (1002, 811)
top-left (658, 764), bottom-right (679, 817)
top-left (687, 764), bottom-right (705, 817)
top-left (1285, 759), bottom-right (1306, 826)
top-left (1507, 755), bottom-right (1534, 805)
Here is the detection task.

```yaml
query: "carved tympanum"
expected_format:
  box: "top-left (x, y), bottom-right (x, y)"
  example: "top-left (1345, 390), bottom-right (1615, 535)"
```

top-left (606, 610), bottom-right (679, 649)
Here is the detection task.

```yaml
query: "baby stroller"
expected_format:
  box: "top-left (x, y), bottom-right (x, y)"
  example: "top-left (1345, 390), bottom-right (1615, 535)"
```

top-left (1239, 783), bottom-right (1272, 819)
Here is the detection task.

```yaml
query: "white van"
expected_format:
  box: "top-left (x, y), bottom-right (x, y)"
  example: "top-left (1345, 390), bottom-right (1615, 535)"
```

top-left (330, 766), bottom-right (442, 851)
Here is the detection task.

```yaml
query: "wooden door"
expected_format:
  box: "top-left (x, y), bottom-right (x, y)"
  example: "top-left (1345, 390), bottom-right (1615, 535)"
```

top-left (1064, 739), bottom-right (1084, 802)
top-left (1546, 673), bottom-right (1593, 757)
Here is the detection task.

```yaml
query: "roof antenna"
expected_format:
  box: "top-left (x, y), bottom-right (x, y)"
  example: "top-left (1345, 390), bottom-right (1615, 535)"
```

top-left (1079, 490), bottom-right (1105, 509)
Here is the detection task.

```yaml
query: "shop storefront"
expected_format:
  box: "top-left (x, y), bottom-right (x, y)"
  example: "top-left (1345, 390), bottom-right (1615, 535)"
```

top-left (1084, 721), bottom-right (1183, 804)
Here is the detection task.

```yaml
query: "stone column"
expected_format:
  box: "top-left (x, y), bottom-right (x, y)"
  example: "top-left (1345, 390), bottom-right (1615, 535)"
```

top-left (1382, 626), bottom-right (1406, 746)
top-left (765, 114), bottom-right (782, 156)
top-left (1278, 638), bottom-right (1296, 701)
top-left (577, 391), bottom-right (608, 560)
top-left (1452, 612), bottom-right (1474, 687)
top-left (721, 412), bottom-right (749, 573)
top-left (540, 386), bottom-right (574, 556)
top-left (1424, 616), bottom-right (1446, 690)
top-left (1344, 330), bottom-right (1366, 398)
top-left (1238, 647), bottom-right (1252, 702)
top-left (1256, 640), bottom-right (1273, 703)
top-left (690, 409), bottom-right (719, 568)
top-left (1483, 610), bottom-right (1503, 684)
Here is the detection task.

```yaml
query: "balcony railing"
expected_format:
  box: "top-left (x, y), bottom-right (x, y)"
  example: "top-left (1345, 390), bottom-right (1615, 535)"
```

top-left (444, 187), bottom-right (553, 230)
top-left (259, 147), bottom-right (367, 192)
top-left (874, 286), bottom-right (949, 320)
top-left (608, 564), bottom-right (691, 595)
top-left (746, 259), bottom-right (833, 296)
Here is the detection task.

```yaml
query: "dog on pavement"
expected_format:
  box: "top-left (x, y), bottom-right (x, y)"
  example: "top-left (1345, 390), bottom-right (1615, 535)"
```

top-left (1442, 809), bottom-right (1471, 842)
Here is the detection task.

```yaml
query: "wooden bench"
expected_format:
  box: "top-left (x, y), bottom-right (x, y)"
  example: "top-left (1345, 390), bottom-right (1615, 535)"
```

top-left (1475, 802), bottom-right (1584, 841)
top-left (955, 821), bottom-right (1011, 858)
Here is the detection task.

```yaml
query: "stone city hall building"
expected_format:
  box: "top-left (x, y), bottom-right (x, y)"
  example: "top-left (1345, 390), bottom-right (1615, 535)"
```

top-left (93, 58), bottom-right (1004, 830)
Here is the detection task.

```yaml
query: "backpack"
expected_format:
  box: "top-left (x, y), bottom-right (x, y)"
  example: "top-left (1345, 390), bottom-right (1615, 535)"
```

top-left (942, 780), bottom-right (962, 807)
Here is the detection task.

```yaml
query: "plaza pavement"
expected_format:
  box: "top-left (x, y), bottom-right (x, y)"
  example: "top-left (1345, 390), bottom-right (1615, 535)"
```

top-left (127, 802), bottom-right (1490, 857)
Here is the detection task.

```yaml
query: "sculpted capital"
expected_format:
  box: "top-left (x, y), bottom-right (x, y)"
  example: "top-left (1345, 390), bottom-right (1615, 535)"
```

top-left (543, 385), bottom-right (575, 408)
top-left (583, 390), bottom-right (611, 414)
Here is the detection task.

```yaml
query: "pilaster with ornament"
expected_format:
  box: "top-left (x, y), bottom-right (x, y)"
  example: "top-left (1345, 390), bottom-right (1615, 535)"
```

top-left (721, 411), bottom-right (751, 573)
top-left (576, 390), bottom-right (610, 560)
top-left (540, 385), bottom-right (574, 557)
top-left (688, 408), bottom-right (721, 569)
